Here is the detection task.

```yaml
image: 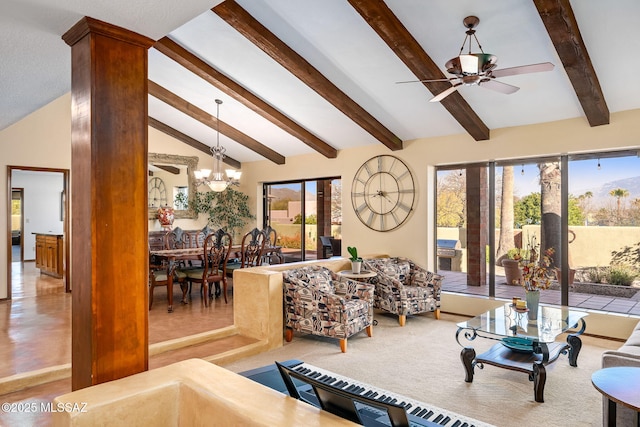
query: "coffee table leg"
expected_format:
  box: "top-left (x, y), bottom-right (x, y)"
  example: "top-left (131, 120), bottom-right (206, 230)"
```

top-left (461, 347), bottom-right (476, 383)
top-left (605, 398), bottom-right (616, 427)
top-left (567, 334), bottom-right (582, 367)
top-left (532, 362), bottom-right (546, 403)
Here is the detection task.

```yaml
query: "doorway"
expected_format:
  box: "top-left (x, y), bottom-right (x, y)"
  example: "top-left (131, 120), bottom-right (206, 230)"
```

top-left (263, 177), bottom-right (341, 262)
top-left (11, 189), bottom-right (23, 263)
top-left (6, 166), bottom-right (70, 299)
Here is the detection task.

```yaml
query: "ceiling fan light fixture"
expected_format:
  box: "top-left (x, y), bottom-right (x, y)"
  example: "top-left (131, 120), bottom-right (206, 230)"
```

top-left (447, 53), bottom-right (498, 76)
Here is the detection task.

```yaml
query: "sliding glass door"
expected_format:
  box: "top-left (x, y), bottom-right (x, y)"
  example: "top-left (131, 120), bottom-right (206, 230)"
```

top-left (436, 150), bottom-right (640, 315)
top-left (264, 177), bottom-right (341, 263)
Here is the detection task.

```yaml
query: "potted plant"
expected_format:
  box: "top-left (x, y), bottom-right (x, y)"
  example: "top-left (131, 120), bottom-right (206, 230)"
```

top-left (515, 236), bottom-right (555, 320)
top-left (501, 248), bottom-right (524, 286)
top-left (175, 188), bottom-right (254, 239)
top-left (347, 246), bottom-right (363, 274)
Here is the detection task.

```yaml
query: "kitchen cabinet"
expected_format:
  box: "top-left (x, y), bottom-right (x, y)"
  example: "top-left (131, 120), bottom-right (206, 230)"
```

top-left (34, 233), bottom-right (64, 278)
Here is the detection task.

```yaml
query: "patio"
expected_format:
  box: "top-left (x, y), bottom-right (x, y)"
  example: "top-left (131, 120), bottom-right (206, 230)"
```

top-left (440, 270), bottom-right (640, 316)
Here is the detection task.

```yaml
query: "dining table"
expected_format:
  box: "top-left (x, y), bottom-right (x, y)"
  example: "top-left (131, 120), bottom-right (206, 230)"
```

top-left (151, 245), bottom-right (245, 312)
top-left (150, 247), bottom-right (206, 312)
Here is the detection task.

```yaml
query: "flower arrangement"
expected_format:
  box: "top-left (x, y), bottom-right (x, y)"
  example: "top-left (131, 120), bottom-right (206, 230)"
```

top-left (512, 235), bottom-right (555, 291)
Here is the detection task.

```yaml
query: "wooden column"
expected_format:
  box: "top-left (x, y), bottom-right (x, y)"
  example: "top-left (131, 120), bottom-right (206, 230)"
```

top-left (466, 166), bottom-right (488, 286)
top-left (316, 179), bottom-right (332, 256)
top-left (63, 17), bottom-right (154, 390)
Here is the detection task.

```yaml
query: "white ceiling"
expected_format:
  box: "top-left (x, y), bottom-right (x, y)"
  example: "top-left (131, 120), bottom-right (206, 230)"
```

top-left (3, 0), bottom-right (640, 164)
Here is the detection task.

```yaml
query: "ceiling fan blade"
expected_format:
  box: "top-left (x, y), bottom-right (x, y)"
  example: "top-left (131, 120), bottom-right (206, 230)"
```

top-left (478, 79), bottom-right (520, 94)
top-left (490, 62), bottom-right (554, 78)
top-left (429, 83), bottom-right (462, 102)
top-left (396, 77), bottom-right (454, 84)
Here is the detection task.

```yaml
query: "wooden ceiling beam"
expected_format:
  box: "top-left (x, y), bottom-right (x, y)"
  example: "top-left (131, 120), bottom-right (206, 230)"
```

top-left (213, 0), bottom-right (403, 151)
top-left (533, 0), bottom-right (609, 126)
top-left (148, 117), bottom-right (241, 169)
top-left (149, 80), bottom-right (285, 165)
top-left (347, 0), bottom-right (490, 141)
top-left (154, 37), bottom-right (338, 159)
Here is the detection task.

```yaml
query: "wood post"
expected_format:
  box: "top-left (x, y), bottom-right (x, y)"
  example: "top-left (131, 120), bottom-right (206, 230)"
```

top-left (63, 17), bottom-right (154, 390)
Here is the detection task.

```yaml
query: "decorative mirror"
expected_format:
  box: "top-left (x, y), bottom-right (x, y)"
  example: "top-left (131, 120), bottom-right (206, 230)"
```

top-left (148, 153), bottom-right (198, 220)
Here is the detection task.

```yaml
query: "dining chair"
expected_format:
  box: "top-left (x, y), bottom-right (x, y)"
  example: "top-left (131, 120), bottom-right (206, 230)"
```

top-left (226, 228), bottom-right (267, 277)
top-left (261, 225), bottom-right (283, 264)
top-left (148, 252), bottom-right (187, 310)
top-left (163, 227), bottom-right (189, 249)
top-left (183, 229), bottom-right (233, 305)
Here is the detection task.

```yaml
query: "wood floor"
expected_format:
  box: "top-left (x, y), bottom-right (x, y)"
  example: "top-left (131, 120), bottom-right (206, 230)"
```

top-left (0, 261), bottom-right (241, 426)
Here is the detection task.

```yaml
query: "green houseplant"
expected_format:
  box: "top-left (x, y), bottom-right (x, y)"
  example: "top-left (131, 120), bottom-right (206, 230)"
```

top-left (175, 187), bottom-right (254, 239)
top-left (347, 246), bottom-right (363, 274)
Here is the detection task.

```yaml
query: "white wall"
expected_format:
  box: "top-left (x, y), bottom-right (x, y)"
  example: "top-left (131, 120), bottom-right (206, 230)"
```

top-left (11, 171), bottom-right (64, 260)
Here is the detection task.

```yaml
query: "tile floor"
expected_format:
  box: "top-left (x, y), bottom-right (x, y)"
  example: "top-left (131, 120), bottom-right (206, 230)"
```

top-left (1, 261), bottom-right (241, 426)
top-left (440, 269), bottom-right (640, 316)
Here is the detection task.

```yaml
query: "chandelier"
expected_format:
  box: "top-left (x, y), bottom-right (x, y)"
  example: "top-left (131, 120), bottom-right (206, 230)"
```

top-left (194, 99), bottom-right (241, 192)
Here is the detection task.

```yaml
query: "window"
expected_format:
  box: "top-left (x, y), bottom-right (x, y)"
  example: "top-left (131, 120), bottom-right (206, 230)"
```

top-left (436, 150), bottom-right (640, 315)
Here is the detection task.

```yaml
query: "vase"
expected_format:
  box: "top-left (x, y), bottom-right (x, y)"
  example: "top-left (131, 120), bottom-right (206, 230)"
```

top-left (157, 206), bottom-right (175, 230)
top-left (501, 258), bottom-right (522, 285)
top-left (351, 260), bottom-right (362, 274)
top-left (526, 290), bottom-right (540, 321)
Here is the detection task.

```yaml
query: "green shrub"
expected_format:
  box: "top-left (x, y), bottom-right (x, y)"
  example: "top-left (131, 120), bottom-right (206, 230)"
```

top-left (586, 266), bottom-right (608, 284)
top-left (606, 265), bottom-right (637, 286)
top-left (507, 248), bottom-right (530, 260)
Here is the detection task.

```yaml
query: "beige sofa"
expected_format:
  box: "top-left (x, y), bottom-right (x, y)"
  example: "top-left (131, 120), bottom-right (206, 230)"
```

top-left (601, 319), bottom-right (640, 426)
top-left (52, 359), bottom-right (356, 426)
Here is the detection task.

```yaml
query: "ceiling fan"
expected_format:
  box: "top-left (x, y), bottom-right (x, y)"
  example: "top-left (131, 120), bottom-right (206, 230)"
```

top-left (397, 16), bottom-right (554, 102)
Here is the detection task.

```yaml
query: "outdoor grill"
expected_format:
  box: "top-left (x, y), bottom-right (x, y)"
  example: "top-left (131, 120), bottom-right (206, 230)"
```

top-left (437, 239), bottom-right (462, 271)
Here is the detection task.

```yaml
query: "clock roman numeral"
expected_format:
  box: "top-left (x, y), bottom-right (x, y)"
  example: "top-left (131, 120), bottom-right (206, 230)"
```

top-left (363, 163), bottom-right (373, 177)
top-left (398, 202), bottom-right (412, 213)
top-left (366, 211), bottom-right (376, 226)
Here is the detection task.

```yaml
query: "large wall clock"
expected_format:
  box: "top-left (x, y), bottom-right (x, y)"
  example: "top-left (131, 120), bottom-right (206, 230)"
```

top-left (351, 155), bottom-right (415, 232)
top-left (148, 177), bottom-right (167, 208)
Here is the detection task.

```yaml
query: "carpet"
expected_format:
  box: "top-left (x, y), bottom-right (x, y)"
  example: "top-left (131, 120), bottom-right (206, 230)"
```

top-left (222, 311), bottom-right (621, 427)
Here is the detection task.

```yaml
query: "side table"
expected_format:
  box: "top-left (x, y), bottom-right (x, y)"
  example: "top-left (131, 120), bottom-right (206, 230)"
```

top-left (591, 366), bottom-right (640, 427)
top-left (337, 269), bottom-right (377, 281)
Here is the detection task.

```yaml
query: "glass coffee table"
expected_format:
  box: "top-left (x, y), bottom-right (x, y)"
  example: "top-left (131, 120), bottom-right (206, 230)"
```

top-left (456, 303), bottom-right (588, 402)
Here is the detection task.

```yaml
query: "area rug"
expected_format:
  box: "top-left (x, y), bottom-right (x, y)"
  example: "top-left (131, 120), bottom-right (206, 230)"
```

top-left (222, 311), bottom-right (620, 427)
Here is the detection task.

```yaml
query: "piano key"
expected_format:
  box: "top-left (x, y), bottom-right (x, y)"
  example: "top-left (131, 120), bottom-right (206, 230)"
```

top-left (292, 362), bottom-right (494, 427)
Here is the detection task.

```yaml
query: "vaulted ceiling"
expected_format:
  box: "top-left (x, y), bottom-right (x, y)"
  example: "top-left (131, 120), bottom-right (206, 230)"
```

top-left (3, 1), bottom-right (640, 168)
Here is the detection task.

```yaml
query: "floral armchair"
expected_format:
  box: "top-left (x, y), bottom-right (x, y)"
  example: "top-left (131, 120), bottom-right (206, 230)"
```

top-left (364, 257), bottom-right (443, 326)
top-left (282, 265), bottom-right (374, 352)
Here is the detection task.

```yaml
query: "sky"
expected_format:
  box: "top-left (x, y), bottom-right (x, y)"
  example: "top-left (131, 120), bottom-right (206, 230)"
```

top-left (512, 156), bottom-right (640, 197)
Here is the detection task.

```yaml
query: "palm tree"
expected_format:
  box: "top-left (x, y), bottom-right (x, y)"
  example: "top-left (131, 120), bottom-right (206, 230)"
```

top-left (539, 162), bottom-right (561, 269)
top-left (496, 166), bottom-right (515, 264)
top-left (609, 188), bottom-right (629, 223)
top-left (577, 191), bottom-right (593, 225)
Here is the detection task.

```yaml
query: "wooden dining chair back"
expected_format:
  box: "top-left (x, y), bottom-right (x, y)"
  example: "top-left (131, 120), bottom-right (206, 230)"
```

top-left (184, 229), bottom-right (233, 304)
top-left (239, 228), bottom-right (266, 268)
top-left (227, 228), bottom-right (267, 278)
top-left (194, 225), bottom-right (214, 248)
top-left (163, 227), bottom-right (189, 249)
top-left (261, 225), bottom-right (283, 265)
